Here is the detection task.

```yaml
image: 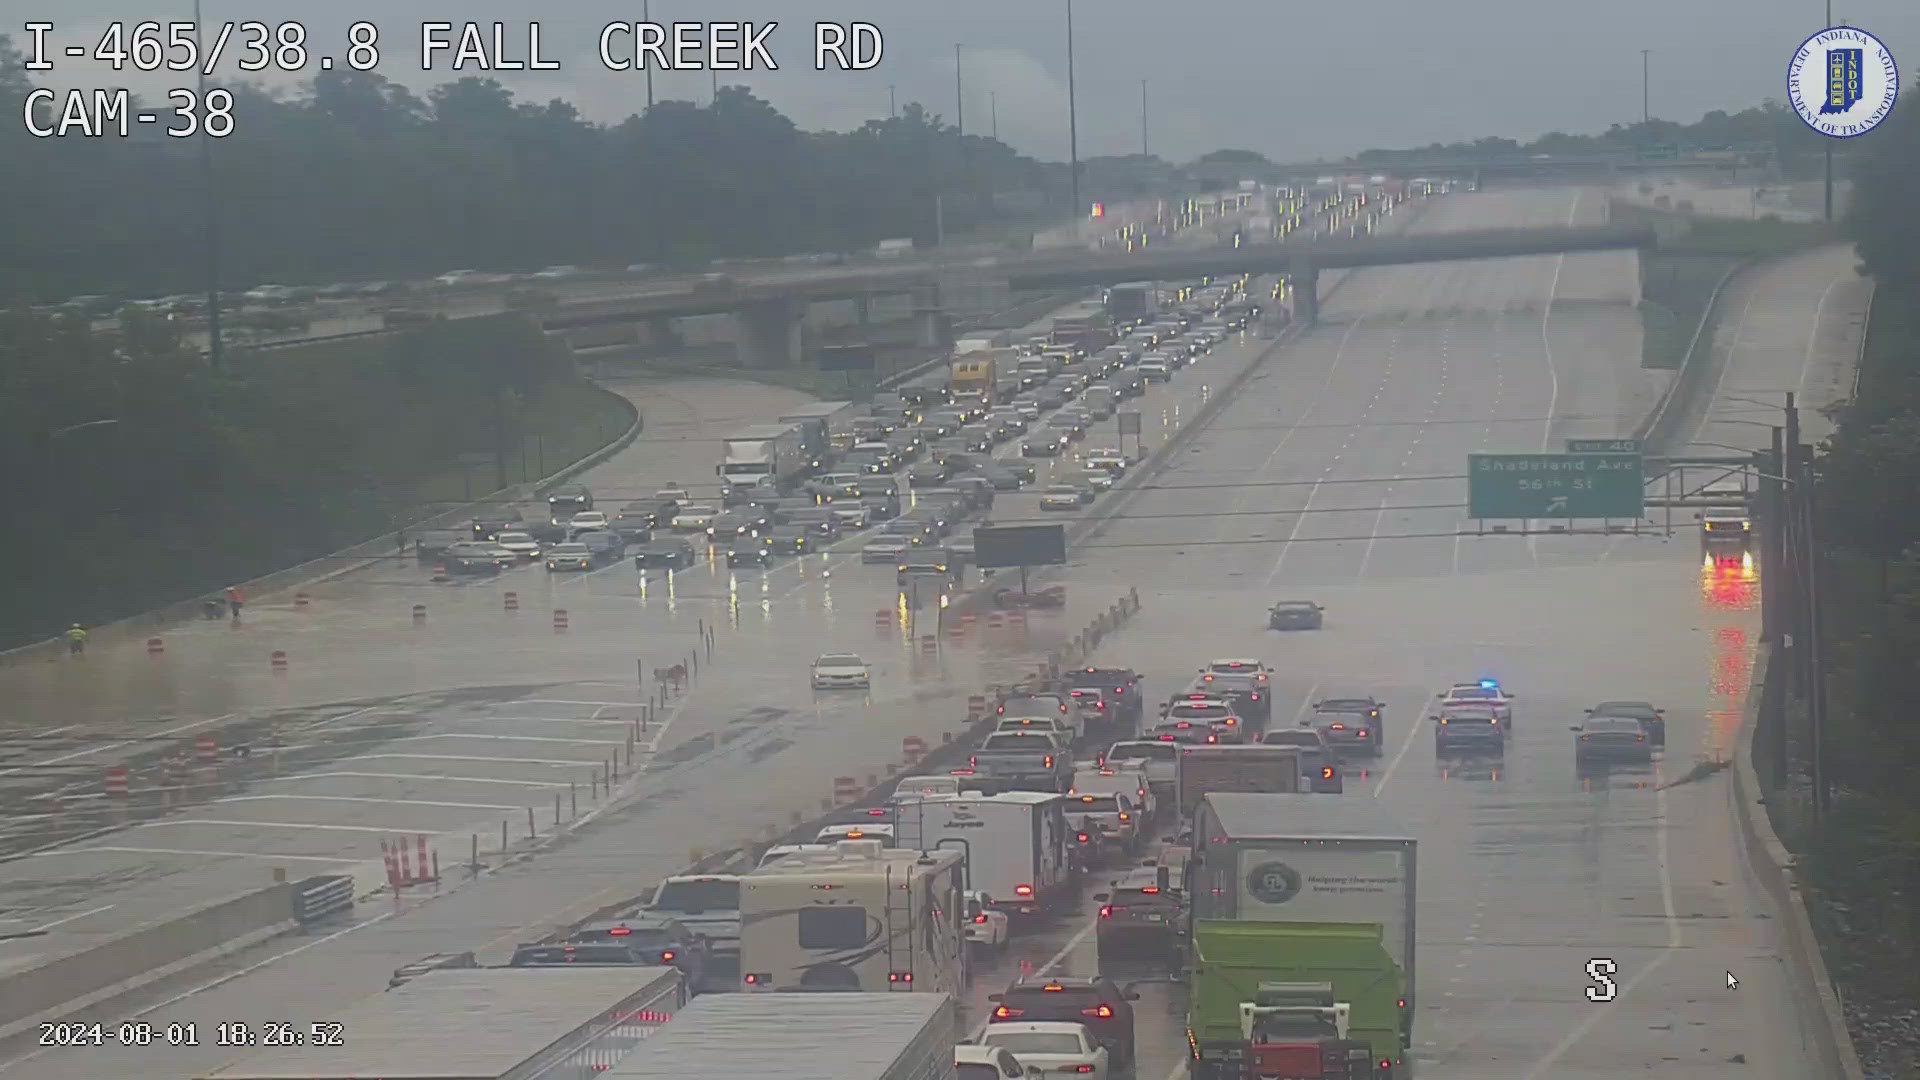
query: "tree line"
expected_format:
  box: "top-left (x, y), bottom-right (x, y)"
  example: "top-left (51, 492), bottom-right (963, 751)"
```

top-left (0, 34), bottom-right (1125, 304)
top-left (1786, 76), bottom-right (1920, 1068)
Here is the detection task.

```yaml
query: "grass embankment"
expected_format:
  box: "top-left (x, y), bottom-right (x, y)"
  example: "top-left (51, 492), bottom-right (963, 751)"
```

top-left (1776, 293), bottom-right (1920, 1070)
top-left (1611, 200), bottom-right (1832, 369)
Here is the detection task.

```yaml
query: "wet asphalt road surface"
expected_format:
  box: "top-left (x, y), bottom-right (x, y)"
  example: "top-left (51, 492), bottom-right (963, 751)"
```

top-left (0, 201), bottom-right (1329, 1037)
top-left (0, 186), bottom-right (1862, 1080)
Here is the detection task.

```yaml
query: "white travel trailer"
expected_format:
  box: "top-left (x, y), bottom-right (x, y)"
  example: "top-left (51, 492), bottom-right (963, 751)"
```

top-left (738, 840), bottom-right (967, 997)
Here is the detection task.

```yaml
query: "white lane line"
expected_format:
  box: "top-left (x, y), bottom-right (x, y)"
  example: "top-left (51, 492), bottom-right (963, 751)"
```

top-left (0, 714), bottom-right (235, 779)
top-left (515, 699), bottom-right (640, 707)
top-left (1369, 691), bottom-right (1432, 798)
top-left (1799, 274), bottom-right (1843, 398)
top-left (30, 845), bottom-right (357, 863)
top-left (136, 819), bottom-right (404, 834)
top-left (349, 753), bottom-right (597, 766)
top-left (249, 771), bottom-right (572, 788)
top-left (17, 904), bottom-right (116, 934)
top-left (1520, 768), bottom-right (1680, 1078)
top-left (467, 716), bottom-right (637, 727)
top-left (213, 794), bottom-right (522, 811)
top-left (1528, 189), bottom-right (1579, 563)
top-left (1356, 497), bottom-right (1392, 580)
top-left (1691, 280), bottom-right (1761, 446)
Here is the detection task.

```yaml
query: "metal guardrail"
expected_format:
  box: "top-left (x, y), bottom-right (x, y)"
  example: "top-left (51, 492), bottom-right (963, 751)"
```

top-left (292, 874), bottom-right (355, 925)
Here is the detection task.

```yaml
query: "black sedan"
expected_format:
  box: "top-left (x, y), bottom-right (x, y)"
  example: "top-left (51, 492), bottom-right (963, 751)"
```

top-left (1586, 700), bottom-right (1666, 747)
top-left (1572, 716), bottom-right (1655, 765)
top-left (727, 540), bottom-right (772, 568)
top-left (1022, 433), bottom-right (1072, 458)
top-left (634, 539), bottom-right (697, 570)
top-left (1268, 600), bottom-right (1325, 630)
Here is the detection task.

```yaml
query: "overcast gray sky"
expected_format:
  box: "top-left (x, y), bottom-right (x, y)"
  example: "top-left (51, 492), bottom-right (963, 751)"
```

top-left (29, 1), bottom-right (1920, 160)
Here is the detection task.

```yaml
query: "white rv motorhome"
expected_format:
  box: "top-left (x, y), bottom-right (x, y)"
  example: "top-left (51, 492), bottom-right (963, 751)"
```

top-left (738, 840), bottom-right (966, 997)
top-left (891, 791), bottom-right (1075, 916)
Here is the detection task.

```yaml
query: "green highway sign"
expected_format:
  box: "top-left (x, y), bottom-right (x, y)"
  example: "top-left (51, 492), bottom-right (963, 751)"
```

top-left (1567, 438), bottom-right (1641, 454)
top-left (1468, 453), bottom-right (1645, 519)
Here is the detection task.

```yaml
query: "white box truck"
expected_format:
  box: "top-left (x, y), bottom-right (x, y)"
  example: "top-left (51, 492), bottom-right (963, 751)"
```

top-left (716, 423), bottom-right (807, 497)
top-left (1175, 744), bottom-right (1302, 821)
top-left (893, 791), bottom-right (1075, 915)
top-left (607, 992), bottom-right (958, 1080)
top-left (875, 238), bottom-right (916, 259)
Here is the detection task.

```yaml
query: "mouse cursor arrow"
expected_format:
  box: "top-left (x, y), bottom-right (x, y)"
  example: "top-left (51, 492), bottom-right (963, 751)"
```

top-left (1726, 972), bottom-right (1739, 990)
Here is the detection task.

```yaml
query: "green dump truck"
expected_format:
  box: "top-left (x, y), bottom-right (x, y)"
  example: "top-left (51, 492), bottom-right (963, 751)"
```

top-left (1183, 793), bottom-right (1416, 1078)
top-left (1187, 922), bottom-right (1403, 1079)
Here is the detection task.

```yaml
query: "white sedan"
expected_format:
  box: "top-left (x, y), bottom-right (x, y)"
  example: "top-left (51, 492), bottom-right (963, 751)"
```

top-left (671, 504), bottom-right (720, 531)
top-left (1439, 680), bottom-right (1514, 725)
top-left (978, 1023), bottom-right (1107, 1080)
top-left (811, 653), bottom-right (871, 690)
top-left (494, 531), bottom-right (541, 559)
top-left (965, 891), bottom-right (1010, 953)
top-left (567, 510), bottom-right (610, 531)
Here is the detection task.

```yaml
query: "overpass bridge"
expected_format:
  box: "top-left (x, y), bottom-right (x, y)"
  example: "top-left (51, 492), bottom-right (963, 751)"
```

top-left (1253, 152), bottom-right (1761, 184)
top-left (539, 222), bottom-right (1657, 361)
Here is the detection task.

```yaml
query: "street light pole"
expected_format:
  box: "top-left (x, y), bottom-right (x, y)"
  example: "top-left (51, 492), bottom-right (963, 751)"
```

top-left (954, 44), bottom-right (965, 138)
top-left (1066, 0), bottom-right (1081, 220)
top-left (888, 84), bottom-right (896, 119)
top-left (194, 0), bottom-right (223, 372)
top-left (990, 92), bottom-right (998, 140)
top-left (1640, 49), bottom-right (1650, 125)
top-left (643, 0), bottom-right (654, 109)
top-left (1824, 0), bottom-right (1835, 222)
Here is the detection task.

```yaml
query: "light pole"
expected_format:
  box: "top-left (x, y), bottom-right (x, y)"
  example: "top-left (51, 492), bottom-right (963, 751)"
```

top-left (1066, 0), bottom-right (1081, 220)
top-left (643, 0), bottom-right (654, 109)
top-left (954, 44), bottom-right (966, 137)
top-left (990, 92), bottom-right (998, 140)
top-left (1640, 49), bottom-right (1650, 125)
top-left (193, 0), bottom-right (223, 372)
top-left (888, 83), bottom-right (896, 118)
top-left (1824, 1), bottom-right (1835, 222)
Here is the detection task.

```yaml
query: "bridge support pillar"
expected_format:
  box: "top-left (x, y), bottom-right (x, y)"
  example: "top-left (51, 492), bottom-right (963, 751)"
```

top-left (1290, 257), bottom-right (1320, 325)
top-left (912, 286), bottom-right (951, 350)
top-left (644, 315), bottom-right (682, 350)
top-left (733, 299), bottom-right (805, 368)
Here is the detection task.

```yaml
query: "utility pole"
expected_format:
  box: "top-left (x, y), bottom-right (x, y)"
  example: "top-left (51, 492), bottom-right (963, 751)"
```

top-left (194, 0), bottom-right (223, 372)
top-left (1802, 454), bottom-right (1829, 821)
top-left (954, 44), bottom-right (965, 138)
top-left (1760, 425), bottom-right (1786, 643)
top-left (643, 0), bottom-right (654, 109)
top-left (1640, 49), bottom-right (1651, 125)
top-left (1066, 0), bottom-right (1081, 220)
top-left (990, 92), bottom-right (998, 140)
top-left (888, 84), bottom-right (896, 119)
top-left (711, 70), bottom-right (718, 103)
top-left (1140, 79), bottom-right (1149, 157)
top-left (1824, 0), bottom-right (1836, 222)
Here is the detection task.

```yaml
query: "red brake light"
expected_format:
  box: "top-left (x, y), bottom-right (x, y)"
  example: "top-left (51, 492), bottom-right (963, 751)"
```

top-left (1321, 767), bottom-right (1336, 780)
top-left (1043, 756), bottom-right (1054, 768)
top-left (969, 756), bottom-right (977, 767)
top-left (1083, 1005), bottom-right (1114, 1018)
top-left (994, 1006), bottom-right (1020, 1018)
top-left (1044, 984), bottom-right (1064, 992)
top-left (1118, 812), bottom-right (1131, 822)
top-left (889, 972), bottom-right (913, 984)
top-left (1015, 884), bottom-right (1034, 896)
top-left (607, 927), bottom-right (631, 936)
top-left (1099, 905), bottom-right (1112, 918)
top-left (975, 913), bottom-right (990, 924)
top-left (1330, 723), bottom-right (1345, 730)
top-left (1140, 886), bottom-right (1159, 894)
top-left (1206, 734), bottom-right (1218, 743)
top-left (1357, 730), bottom-right (1368, 738)
top-left (1077, 832), bottom-right (1092, 842)
top-left (1072, 1067), bottom-right (1094, 1074)
top-left (660, 950), bottom-right (676, 962)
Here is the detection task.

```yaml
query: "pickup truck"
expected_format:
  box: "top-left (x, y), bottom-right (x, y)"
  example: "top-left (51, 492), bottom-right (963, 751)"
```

top-left (1103, 739), bottom-right (1179, 800)
top-left (998, 694), bottom-right (1078, 741)
top-left (1066, 667), bottom-right (1145, 726)
top-left (970, 731), bottom-right (1073, 792)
